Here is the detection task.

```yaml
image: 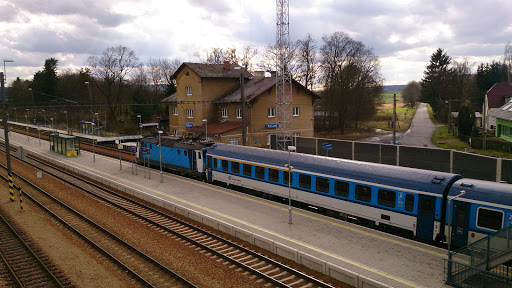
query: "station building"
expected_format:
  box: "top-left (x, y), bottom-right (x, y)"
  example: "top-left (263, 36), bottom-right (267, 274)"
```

top-left (161, 61), bottom-right (318, 147)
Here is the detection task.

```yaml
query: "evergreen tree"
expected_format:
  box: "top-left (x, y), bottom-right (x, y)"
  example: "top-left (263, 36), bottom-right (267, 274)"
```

top-left (32, 58), bottom-right (59, 104)
top-left (458, 101), bottom-right (475, 137)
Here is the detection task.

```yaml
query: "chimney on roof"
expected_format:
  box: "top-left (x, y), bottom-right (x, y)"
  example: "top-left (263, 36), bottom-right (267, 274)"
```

top-left (223, 61), bottom-right (230, 70)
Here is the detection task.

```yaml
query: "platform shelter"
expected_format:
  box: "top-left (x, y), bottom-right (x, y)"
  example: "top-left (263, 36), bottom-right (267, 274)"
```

top-left (49, 133), bottom-right (80, 157)
top-left (79, 120), bottom-right (95, 135)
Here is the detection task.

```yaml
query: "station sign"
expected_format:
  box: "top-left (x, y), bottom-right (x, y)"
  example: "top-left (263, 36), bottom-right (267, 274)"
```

top-left (322, 143), bottom-right (332, 150)
top-left (185, 123), bottom-right (194, 128)
top-left (265, 123), bottom-right (279, 129)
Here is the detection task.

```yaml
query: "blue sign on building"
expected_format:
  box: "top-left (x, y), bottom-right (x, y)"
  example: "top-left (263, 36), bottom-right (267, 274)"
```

top-left (185, 122), bottom-right (194, 128)
top-left (265, 123), bottom-right (279, 129)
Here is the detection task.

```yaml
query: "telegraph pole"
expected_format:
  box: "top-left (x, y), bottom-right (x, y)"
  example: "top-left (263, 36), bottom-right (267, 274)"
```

top-left (1, 72), bottom-right (14, 201)
top-left (392, 94), bottom-right (396, 145)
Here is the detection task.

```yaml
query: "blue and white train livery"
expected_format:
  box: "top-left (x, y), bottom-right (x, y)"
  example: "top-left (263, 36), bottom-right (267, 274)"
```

top-left (139, 137), bottom-right (512, 247)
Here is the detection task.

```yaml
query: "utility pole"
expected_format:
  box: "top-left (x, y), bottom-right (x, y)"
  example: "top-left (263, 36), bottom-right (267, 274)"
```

top-left (1, 72), bottom-right (14, 201)
top-left (392, 94), bottom-right (396, 145)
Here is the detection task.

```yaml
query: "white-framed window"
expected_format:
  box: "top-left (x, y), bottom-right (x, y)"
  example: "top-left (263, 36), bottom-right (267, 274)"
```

top-left (172, 107), bottom-right (178, 116)
top-left (186, 109), bottom-right (193, 118)
top-left (268, 107), bottom-right (275, 118)
top-left (267, 134), bottom-right (272, 146)
top-left (293, 132), bottom-right (300, 137)
top-left (173, 129), bottom-right (179, 136)
top-left (186, 86), bottom-right (192, 96)
top-left (221, 108), bottom-right (229, 118)
top-left (293, 106), bottom-right (300, 116)
top-left (236, 108), bottom-right (242, 119)
top-left (229, 137), bottom-right (239, 145)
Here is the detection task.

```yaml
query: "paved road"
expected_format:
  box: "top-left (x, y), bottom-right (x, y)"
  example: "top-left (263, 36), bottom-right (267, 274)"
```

top-left (361, 103), bottom-right (437, 147)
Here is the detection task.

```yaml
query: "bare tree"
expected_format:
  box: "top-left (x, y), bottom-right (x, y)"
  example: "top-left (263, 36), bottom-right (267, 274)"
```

top-left (402, 81), bottom-right (421, 107)
top-left (158, 58), bottom-right (181, 85)
top-left (295, 33), bottom-right (317, 90)
top-left (88, 45), bottom-right (140, 123)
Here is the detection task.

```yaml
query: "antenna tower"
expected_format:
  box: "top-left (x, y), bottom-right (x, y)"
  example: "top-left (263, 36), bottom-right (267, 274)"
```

top-left (275, 0), bottom-right (293, 150)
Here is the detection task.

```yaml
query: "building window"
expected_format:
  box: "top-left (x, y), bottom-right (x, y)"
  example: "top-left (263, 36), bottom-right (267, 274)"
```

top-left (186, 109), bottom-right (193, 118)
top-left (173, 129), bottom-right (179, 136)
top-left (221, 108), bottom-right (229, 118)
top-left (293, 106), bottom-right (300, 116)
top-left (236, 108), bottom-right (242, 119)
top-left (268, 107), bottom-right (275, 118)
top-left (173, 107), bottom-right (178, 116)
top-left (229, 137), bottom-right (239, 145)
top-left (293, 132), bottom-right (300, 137)
top-left (186, 86), bottom-right (192, 96)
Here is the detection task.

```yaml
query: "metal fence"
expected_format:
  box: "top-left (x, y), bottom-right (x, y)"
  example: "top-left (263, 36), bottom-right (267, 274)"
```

top-left (271, 136), bottom-right (511, 183)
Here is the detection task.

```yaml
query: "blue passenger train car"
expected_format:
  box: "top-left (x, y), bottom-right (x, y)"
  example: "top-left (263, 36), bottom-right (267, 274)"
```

top-left (205, 143), bottom-right (463, 242)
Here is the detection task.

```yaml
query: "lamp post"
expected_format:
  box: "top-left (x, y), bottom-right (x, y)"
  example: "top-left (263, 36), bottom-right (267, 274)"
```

top-left (202, 119), bottom-right (207, 141)
top-left (92, 123), bottom-right (96, 162)
top-left (158, 130), bottom-right (163, 183)
top-left (446, 190), bottom-right (466, 282)
top-left (234, 67), bottom-right (246, 145)
top-left (137, 115), bottom-right (142, 135)
top-left (29, 87), bottom-right (34, 107)
top-left (285, 145), bottom-right (296, 224)
top-left (85, 81), bottom-right (93, 120)
top-left (50, 117), bottom-right (53, 131)
top-left (25, 115), bottom-right (29, 142)
top-left (64, 111), bottom-right (68, 133)
top-left (42, 109), bottom-right (46, 127)
top-left (95, 112), bottom-right (99, 136)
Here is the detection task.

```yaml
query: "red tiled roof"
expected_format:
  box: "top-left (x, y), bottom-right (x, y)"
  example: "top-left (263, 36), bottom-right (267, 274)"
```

top-left (189, 121), bottom-right (242, 134)
top-left (487, 83), bottom-right (512, 108)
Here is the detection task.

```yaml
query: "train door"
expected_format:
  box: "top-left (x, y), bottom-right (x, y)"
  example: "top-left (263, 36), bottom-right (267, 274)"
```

top-left (417, 195), bottom-right (436, 241)
top-left (450, 201), bottom-right (470, 248)
top-left (195, 150), bottom-right (203, 173)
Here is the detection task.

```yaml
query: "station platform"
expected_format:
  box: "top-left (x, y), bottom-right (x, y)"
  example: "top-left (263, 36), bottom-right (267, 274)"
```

top-left (3, 128), bottom-right (451, 288)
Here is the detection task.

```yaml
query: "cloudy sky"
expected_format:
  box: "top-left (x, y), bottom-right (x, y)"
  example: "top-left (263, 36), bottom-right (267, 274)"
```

top-left (1, 0), bottom-right (511, 85)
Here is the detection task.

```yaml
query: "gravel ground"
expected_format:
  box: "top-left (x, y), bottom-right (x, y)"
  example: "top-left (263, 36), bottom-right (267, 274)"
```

top-left (0, 154), bottom-right (349, 288)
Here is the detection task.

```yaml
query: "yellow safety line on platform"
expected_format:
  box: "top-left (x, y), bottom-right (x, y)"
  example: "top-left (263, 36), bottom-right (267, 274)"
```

top-left (66, 157), bottom-right (429, 288)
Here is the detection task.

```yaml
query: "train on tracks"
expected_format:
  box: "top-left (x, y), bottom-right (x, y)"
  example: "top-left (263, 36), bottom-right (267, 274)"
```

top-left (139, 134), bottom-right (512, 248)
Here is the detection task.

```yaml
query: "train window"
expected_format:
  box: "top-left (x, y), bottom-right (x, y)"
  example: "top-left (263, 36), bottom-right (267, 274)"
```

top-left (477, 208), bottom-right (503, 231)
top-left (378, 189), bottom-right (396, 208)
top-left (334, 181), bottom-right (349, 197)
top-left (197, 152), bottom-right (201, 160)
top-left (299, 174), bottom-right (311, 189)
top-left (231, 162), bottom-right (240, 174)
top-left (213, 158), bottom-right (217, 169)
top-left (184, 150), bottom-right (188, 156)
top-left (405, 194), bottom-right (414, 212)
top-left (255, 166), bottom-right (265, 179)
top-left (316, 177), bottom-right (329, 193)
top-left (222, 160), bottom-right (228, 171)
top-left (207, 156), bottom-right (212, 169)
top-left (269, 169), bottom-right (279, 182)
top-left (243, 164), bottom-right (252, 176)
top-left (422, 199), bottom-right (432, 217)
top-left (177, 149), bottom-right (181, 155)
top-left (355, 185), bottom-right (371, 202)
top-left (283, 171), bottom-right (293, 185)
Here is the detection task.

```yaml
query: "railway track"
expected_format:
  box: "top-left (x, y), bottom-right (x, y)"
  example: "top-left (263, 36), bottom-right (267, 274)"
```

top-left (19, 152), bottom-right (337, 288)
top-left (0, 204), bottom-right (71, 288)
top-left (0, 161), bottom-right (197, 288)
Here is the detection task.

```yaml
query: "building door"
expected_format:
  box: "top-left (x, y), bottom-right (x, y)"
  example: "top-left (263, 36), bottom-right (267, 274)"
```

top-left (417, 195), bottom-right (436, 241)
